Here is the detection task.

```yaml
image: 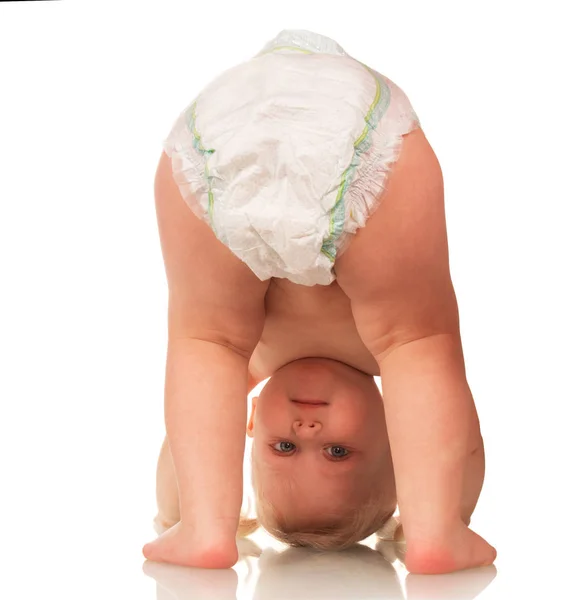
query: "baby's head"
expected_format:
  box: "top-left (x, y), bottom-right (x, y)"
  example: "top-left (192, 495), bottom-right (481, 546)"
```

top-left (244, 357), bottom-right (396, 550)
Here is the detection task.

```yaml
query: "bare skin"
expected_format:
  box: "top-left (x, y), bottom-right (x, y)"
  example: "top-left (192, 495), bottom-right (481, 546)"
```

top-left (143, 126), bottom-right (497, 573)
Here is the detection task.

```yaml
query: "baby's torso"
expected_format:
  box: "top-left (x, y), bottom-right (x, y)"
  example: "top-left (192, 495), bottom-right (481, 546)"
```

top-left (249, 278), bottom-right (380, 383)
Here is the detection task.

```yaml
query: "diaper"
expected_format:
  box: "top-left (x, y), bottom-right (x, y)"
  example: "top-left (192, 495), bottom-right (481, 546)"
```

top-left (162, 29), bottom-right (420, 286)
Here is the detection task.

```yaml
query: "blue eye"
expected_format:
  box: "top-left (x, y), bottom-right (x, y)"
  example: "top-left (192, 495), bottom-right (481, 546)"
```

top-left (326, 446), bottom-right (349, 459)
top-left (273, 441), bottom-right (296, 453)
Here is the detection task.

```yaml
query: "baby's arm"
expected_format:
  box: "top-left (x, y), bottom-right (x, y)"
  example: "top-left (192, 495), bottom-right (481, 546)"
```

top-left (143, 152), bottom-right (269, 568)
top-left (336, 127), bottom-right (496, 574)
top-left (153, 435), bottom-right (179, 532)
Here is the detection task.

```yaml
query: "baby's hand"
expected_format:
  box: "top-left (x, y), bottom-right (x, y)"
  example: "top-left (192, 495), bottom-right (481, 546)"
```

top-left (143, 521), bottom-right (238, 569)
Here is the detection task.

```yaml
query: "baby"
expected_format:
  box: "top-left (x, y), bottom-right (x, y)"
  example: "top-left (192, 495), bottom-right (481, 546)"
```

top-left (142, 30), bottom-right (497, 574)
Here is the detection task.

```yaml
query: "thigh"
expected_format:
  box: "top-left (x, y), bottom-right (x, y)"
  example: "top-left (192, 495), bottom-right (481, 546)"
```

top-left (334, 127), bottom-right (458, 358)
top-left (154, 151), bottom-right (270, 352)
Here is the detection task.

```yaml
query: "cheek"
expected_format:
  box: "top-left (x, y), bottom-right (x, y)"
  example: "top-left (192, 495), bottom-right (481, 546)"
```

top-left (256, 401), bottom-right (290, 434)
top-left (334, 400), bottom-right (383, 436)
top-left (328, 405), bottom-right (364, 437)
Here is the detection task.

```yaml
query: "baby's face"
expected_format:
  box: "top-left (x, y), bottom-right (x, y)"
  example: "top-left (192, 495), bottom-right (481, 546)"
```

top-left (247, 358), bottom-right (394, 525)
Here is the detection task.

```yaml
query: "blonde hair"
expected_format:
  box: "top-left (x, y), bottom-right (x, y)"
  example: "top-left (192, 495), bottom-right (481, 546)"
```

top-left (236, 451), bottom-right (397, 550)
top-left (238, 503), bottom-right (395, 551)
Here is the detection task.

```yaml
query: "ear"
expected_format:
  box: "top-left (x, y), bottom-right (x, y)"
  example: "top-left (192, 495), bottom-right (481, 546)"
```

top-left (247, 396), bottom-right (258, 438)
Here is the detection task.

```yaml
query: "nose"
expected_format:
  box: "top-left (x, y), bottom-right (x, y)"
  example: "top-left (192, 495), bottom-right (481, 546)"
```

top-left (292, 419), bottom-right (322, 438)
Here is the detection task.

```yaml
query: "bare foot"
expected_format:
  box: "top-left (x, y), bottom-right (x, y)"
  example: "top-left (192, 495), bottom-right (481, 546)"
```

top-left (405, 521), bottom-right (497, 575)
top-left (142, 521), bottom-right (238, 569)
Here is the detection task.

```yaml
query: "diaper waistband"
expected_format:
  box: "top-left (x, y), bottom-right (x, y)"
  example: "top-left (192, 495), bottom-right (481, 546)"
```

top-left (254, 29), bottom-right (347, 58)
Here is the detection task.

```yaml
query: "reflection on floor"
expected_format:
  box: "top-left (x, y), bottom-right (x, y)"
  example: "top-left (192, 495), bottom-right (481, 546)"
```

top-left (143, 534), bottom-right (497, 600)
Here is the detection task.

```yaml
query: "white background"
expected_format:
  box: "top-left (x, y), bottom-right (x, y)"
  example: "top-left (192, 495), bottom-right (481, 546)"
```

top-left (1, 1), bottom-right (584, 598)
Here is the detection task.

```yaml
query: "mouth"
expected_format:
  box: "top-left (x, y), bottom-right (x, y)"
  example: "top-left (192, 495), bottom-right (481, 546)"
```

top-left (291, 399), bottom-right (329, 406)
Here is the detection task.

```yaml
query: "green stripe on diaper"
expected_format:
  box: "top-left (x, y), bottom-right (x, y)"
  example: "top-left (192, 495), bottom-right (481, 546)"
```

top-left (259, 45), bottom-right (314, 56)
top-left (186, 102), bottom-right (218, 235)
top-left (320, 64), bottom-right (390, 263)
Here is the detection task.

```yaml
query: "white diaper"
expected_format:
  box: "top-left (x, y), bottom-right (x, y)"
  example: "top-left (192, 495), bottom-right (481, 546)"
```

top-left (162, 29), bottom-right (420, 286)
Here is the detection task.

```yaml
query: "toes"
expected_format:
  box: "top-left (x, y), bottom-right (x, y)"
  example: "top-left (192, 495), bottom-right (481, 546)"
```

top-left (142, 541), bottom-right (159, 561)
top-left (482, 545), bottom-right (497, 566)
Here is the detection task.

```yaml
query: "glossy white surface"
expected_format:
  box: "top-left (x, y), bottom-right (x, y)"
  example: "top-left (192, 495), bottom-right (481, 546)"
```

top-left (145, 537), bottom-right (498, 599)
top-left (1, 1), bottom-right (585, 599)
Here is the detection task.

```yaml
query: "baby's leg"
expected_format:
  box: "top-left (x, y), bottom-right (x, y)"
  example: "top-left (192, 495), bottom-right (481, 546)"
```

top-left (375, 334), bottom-right (495, 573)
top-left (153, 371), bottom-right (261, 533)
top-left (142, 152), bottom-right (269, 568)
top-left (387, 407), bottom-right (484, 544)
top-left (336, 127), bottom-right (496, 573)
